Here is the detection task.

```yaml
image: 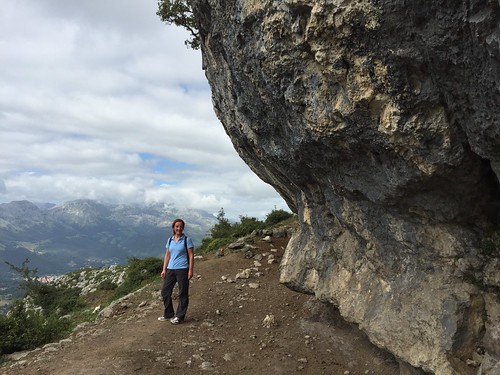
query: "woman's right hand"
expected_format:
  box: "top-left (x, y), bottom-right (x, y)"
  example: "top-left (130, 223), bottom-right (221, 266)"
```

top-left (161, 270), bottom-right (166, 279)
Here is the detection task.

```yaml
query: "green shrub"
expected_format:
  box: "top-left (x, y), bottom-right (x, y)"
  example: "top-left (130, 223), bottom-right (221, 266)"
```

top-left (0, 257), bottom-right (166, 359)
top-left (111, 257), bottom-right (163, 299)
top-left (5, 259), bottom-right (85, 317)
top-left (28, 283), bottom-right (84, 316)
top-left (265, 209), bottom-right (294, 227)
top-left (98, 279), bottom-right (118, 291)
top-left (198, 207), bottom-right (294, 254)
top-left (0, 259), bottom-right (87, 358)
top-left (232, 216), bottom-right (265, 237)
top-left (0, 300), bottom-right (71, 355)
top-left (127, 257), bottom-right (163, 280)
top-left (199, 237), bottom-right (233, 255)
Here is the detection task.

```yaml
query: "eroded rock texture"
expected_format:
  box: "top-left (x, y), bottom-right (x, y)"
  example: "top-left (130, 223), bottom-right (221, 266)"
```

top-left (192, 1), bottom-right (500, 374)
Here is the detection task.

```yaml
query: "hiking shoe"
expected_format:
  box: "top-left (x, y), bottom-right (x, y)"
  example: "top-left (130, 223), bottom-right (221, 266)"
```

top-left (158, 316), bottom-right (168, 322)
top-left (170, 317), bottom-right (181, 324)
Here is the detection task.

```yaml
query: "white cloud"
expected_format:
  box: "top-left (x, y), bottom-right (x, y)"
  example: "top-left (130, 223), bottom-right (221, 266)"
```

top-left (0, 0), bottom-right (289, 220)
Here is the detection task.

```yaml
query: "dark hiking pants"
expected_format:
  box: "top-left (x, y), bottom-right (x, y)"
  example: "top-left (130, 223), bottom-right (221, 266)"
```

top-left (161, 268), bottom-right (189, 321)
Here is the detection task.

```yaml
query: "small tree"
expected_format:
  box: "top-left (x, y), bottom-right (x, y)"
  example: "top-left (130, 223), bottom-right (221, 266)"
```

top-left (5, 259), bottom-right (84, 316)
top-left (5, 258), bottom-right (38, 288)
top-left (210, 208), bottom-right (232, 239)
top-left (157, 0), bottom-right (200, 49)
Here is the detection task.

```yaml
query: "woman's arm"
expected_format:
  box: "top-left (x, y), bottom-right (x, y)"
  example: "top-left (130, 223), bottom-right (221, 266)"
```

top-left (161, 249), bottom-right (170, 279)
top-left (187, 247), bottom-right (194, 280)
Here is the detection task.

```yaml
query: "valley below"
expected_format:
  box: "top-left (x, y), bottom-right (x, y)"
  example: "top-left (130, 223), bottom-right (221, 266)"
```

top-left (0, 199), bottom-right (216, 308)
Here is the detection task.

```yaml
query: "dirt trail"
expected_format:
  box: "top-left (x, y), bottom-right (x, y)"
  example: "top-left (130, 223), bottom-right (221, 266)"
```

top-left (1, 237), bottom-right (400, 375)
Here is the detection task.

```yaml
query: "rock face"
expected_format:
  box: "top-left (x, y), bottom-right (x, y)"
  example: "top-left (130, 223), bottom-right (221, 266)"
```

top-left (192, 1), bottom-right (499, 374)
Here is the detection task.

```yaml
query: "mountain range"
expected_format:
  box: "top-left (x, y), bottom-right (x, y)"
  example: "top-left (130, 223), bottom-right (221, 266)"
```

top-left (0, 199), bottom-right (217, 299)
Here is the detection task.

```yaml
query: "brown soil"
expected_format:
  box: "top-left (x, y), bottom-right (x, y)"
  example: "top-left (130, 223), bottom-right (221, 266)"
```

top-left (1, 236), bottom-right (400, 375)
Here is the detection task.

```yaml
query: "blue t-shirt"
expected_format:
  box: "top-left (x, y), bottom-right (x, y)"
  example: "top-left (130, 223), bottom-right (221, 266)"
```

top-left (166, 235), bottom-right (194, 269)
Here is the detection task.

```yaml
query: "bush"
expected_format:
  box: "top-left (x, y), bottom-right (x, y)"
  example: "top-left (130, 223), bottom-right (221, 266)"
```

top-left (27, 283), bottom-right (84, 316)
top-left (199, 237), bottom-right (233, 255)
top-left (98, 280), bottom-right (118, 291)
top-left (0, 260), bottom-right (85, 357)
top-left (232, 216), bottom-right (265, 237)
top-left (265, 209), bottom-right (294, 227)
top-left (0, 257), bottom-right (166, 358)
top-left (197, 207), bottom-right (294, 254)
top-left (111, 257), bottom-right (163, 299)
top-left (0, 300), bottom-right (71, 355)
top-left (128, 257), bottom-right (163, 277)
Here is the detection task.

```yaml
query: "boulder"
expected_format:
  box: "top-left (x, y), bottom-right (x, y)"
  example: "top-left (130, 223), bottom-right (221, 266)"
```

top-left (192, 1), bottom-right (499, 374)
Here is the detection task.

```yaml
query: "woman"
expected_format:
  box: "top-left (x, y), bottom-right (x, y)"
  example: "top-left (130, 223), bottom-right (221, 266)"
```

top-left (158, 218), bottom-right (194, 324)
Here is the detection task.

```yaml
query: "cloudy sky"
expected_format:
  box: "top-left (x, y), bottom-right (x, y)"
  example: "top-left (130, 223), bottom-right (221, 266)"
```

top-left (0, 0), bottom-right (289, 221)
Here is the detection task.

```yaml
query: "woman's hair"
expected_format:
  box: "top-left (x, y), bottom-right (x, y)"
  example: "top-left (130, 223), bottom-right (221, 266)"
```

top-left (171, 218), bottom-right (185, 234)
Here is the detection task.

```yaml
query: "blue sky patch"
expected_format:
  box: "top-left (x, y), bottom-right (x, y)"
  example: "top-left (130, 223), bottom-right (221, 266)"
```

top-left (139, 153), bottom-right (191, 173)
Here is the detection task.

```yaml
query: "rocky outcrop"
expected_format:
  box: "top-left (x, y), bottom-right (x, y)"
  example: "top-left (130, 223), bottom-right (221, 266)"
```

top-left (192, 1), bottom-right (499, 374)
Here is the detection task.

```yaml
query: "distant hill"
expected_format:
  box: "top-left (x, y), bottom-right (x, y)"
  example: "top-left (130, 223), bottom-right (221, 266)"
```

top-left (0, 199), bottom-right (217, 299)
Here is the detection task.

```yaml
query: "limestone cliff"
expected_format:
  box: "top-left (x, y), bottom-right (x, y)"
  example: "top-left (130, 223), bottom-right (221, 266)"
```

top-left (191, 1), bottom-right (500, 374)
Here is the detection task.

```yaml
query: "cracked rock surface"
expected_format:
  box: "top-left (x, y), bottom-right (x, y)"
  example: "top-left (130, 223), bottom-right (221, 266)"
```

top-left (192, 1), bottom-right (499, 374)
